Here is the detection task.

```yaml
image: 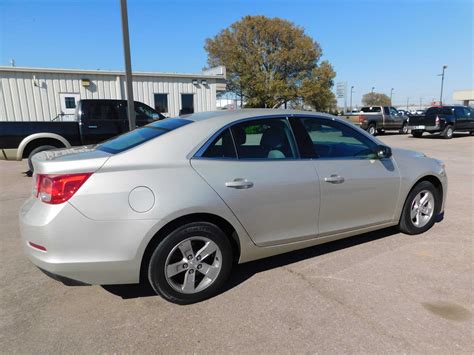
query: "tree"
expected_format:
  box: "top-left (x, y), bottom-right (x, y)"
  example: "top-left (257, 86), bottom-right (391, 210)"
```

top-left (362, 92), bottom-right (391, 106)
top-left (205, 15), bottom-right (336, 110)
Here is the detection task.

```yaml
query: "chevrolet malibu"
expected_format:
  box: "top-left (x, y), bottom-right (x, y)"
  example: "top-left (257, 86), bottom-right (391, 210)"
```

top-left (20, 110), bottom-right (447, 304)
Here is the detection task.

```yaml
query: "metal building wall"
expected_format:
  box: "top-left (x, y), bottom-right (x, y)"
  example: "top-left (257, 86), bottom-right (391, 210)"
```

top-left (0, 68), bottom-right (222, 121)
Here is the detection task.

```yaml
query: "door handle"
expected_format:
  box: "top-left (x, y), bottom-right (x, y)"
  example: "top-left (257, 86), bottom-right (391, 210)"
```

top-left (225, 178), bottom-right (254, 189)
top-left (324, 174), bottom-right (345, 184)
top-left (88, 125), bottom-right (98, 129)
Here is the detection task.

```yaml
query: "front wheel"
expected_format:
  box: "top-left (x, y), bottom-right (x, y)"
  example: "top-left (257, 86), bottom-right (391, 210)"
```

top-left (148, 222), bottom-right (233, 304)
top-left (399, 181), bottom-right (440, 235)
top-left (412, 131), bottom-right (423, 138)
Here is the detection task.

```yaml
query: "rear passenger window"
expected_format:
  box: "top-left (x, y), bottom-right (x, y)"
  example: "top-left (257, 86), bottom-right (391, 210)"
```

top-left (231, 119), bottom-right (297, 159)
top-left (89, 103), bottom-right (119, 120)
top-left (202, 129), bottom-right (237, 159)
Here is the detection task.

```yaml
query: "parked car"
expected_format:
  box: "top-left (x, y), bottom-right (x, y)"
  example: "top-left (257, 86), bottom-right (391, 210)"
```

top-left (0, 99), bottom-right (164, 171)
top-left (342, 106), bottom-right (409, 135)
top-left (408, 105), bottom-right (474, 139)
top-left (20, 110), bottom-right (447, 304)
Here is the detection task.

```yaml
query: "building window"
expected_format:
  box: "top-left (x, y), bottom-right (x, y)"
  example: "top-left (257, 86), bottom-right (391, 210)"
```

top-left (180, 94), bottom-right (194, 115)
top-left (154, 93), bottom-right (168, 113)
top-left (64, 97), bottom-right (76, 109)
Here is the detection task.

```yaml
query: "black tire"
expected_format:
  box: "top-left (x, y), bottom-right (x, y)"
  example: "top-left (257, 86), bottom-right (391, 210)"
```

top-left (148, 222), bottom-right (232, 304)
top-left (469, 131), bottom-right (474, 136)
top-left (442, 125), bottom-right (453, 139)
top-left (399, 122), bottom-right (408, 134)
top-left (412, 131), bottom-right (423, 138)
top-left (28, 145), bottom-right (57, 173)
top-left (367, 123), bottom-right (376, 136)
top-left (399, 181), bottom-right (440, 235)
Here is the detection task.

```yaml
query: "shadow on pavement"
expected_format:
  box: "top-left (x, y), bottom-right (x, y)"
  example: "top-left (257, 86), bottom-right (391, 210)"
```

top-left (102, 226), bottom-right (400, 300)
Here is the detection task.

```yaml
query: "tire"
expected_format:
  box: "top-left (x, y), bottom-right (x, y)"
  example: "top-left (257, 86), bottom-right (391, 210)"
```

top-left (442, 125), bottom-right (453, 139)
top-left (399, 181), bottom-right (440, 235)
top-left (148, 222), bottom-right (233, 304)
top-left (412, 131), bottom-right (423, 138)
top-left (469, 131), bottom-right (474, 136)
top-left (367, 124), bottom-right (376, 136)
top-left (399, 122), bottom-right (408, 134)
top-left (28, 145), bottom-right (58, 173)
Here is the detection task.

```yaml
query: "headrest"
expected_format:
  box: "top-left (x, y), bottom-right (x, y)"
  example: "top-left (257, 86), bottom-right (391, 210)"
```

top-left (260, 127), bottom-right (286, 150)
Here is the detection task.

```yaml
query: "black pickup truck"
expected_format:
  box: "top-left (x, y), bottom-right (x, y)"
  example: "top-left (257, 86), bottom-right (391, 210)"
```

top-left (408, 105), bottom-right (474, 139)
top-left (0, 99), bottom-right (164, 169)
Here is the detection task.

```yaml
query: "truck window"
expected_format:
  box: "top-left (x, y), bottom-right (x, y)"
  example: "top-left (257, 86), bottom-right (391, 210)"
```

top-left (360, 107), bottom-right (381, 113)
top-left (135, 102), bottom-right (160, 121)
top-left (383, 107), bottom-right (390, 115)
top-left (89, 102), bottom-right (121, 120)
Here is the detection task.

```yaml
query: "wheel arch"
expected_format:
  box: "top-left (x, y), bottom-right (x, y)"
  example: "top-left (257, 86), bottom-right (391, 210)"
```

top-left (401, 174), bottom-right (444, 220)
top-left (139, 212), bottom-right (241, 284)
top-left (18, 133), bottom-right (71, 159)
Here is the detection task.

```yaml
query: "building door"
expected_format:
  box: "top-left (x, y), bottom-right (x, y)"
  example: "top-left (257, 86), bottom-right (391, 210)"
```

top-left (59, 93), bottom-right (80, 120)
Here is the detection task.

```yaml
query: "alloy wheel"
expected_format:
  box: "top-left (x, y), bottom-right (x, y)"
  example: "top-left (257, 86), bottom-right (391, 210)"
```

top-left (164, 237), bottom-right (222, 294)
top-left (410, 190), bottom-right (435, 228)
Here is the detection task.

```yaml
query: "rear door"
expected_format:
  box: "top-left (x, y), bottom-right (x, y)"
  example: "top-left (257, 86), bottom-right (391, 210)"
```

top-left (191, 117), bottom-right (320, 247)
top-left (454, 107), bottom-right (471, 131)
top-left (79, 100), bottom-right (128, 145)
top-left (289, 116), bottom-right (400, 236)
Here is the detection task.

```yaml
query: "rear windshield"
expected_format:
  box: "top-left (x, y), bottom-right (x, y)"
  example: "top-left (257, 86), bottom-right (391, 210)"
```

top-left (360, 107), bottom-right (381, 113)
top-left (96, 118), bottom-right (192, 154)
top-left (426, 107), bottom-right (454, 117)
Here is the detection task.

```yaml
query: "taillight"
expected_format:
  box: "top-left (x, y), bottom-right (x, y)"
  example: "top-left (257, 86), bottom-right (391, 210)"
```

top-left (34, 173), bottom-right (92, 204)
top-left (359, 115), bottom-right (365, 123)
top-left (435, 115), bottom-right (440, 126)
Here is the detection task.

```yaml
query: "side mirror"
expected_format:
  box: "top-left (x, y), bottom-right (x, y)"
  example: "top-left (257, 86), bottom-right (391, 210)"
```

top-left (151, 113), bottom-right (161, 120)
top-left (376, 145), bottom-right (392, 159)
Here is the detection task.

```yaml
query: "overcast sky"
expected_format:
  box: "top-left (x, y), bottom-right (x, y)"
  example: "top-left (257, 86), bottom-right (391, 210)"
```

top-left (1, 0), bottom-right (472, 106)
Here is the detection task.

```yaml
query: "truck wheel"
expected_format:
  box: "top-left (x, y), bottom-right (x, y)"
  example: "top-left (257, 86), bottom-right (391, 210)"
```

top-left (442, 125), bottom-right (453, 139)
top-left (412, 131), bottom-right (423, 138)
top-left (399, 122), bottom-right (408, 134)
top-left (367, 124), bottom-right (376, 136)
top-left (28, 145), bottom-right (57, 173)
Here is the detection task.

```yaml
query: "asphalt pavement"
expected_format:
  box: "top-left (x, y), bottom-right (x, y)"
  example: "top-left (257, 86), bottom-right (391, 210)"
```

top-left (0, 132), bottom-right (472, 353)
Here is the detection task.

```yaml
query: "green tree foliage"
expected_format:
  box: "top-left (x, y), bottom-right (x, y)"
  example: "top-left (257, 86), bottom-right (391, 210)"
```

top-left (362, 92), bottom-right (392, 106)
top-left (205, 15), bottom-right (336, 111)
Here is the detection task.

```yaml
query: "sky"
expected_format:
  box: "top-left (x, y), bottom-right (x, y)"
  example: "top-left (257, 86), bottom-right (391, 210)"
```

top-left (0, 0), bottom-right (472, 107)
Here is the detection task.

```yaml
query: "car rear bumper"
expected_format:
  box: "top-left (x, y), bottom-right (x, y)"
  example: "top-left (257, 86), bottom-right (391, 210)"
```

top-left (408, 125), bottom-right (441, 132)
top-left (19, 197), bottom-right (158, 285)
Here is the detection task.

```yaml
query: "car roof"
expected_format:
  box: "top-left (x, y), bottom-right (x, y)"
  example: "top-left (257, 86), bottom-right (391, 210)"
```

top-left (179, 109), bottom-right (335, 124)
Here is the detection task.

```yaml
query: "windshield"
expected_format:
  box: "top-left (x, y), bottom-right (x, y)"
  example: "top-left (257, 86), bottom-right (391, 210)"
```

top-left (96, 118), bottom-right (192, 154)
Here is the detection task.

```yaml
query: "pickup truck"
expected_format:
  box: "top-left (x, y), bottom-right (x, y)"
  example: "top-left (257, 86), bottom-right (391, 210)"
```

top-left (408, 105), bottom-right (474, 139)
top-left (343, 106), bottom-right (409, 135)
top-left (0, 99), bottom-right (164, 171)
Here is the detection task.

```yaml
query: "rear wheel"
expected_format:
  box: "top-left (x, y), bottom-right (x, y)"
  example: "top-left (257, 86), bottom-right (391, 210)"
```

top-left (148, 222), bottom-right (232, 304)
top-left (442, 125), bottom-right (453, 139)
top-left (367, 124), bottom-right (376, 136)
top-left (412, 131), bottom-right (423, 138)
top-left (399, 181), bottom-right (439, 235)
top-left (399, 122), bottom-right (408, 134)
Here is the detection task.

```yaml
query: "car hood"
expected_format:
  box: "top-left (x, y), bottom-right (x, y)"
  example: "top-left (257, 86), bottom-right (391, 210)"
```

top-left (32, 146), bottom-right (111, 175)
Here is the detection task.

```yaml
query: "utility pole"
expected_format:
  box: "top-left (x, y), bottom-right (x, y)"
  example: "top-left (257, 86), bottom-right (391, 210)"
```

top-left (350, 86), bottom-right (354, 112)
top-left (406, 97), bottom-right (409, 111)
top-left (120, 0), bottom-right (136, 130)
top-left (371, 86), bottom-right (375, 94)
top-left (438, 65), bottom-right (447, 105)
top-left (390, 88), bottom-right (394, 105)
top-left (419, 97), bottom-right (422, 110)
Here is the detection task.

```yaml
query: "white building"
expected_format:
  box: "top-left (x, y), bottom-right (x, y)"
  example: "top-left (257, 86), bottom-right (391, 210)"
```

top-left (0, 66), bottom-right (226, 121)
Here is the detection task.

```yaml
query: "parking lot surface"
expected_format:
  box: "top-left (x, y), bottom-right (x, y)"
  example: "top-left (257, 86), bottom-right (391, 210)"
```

top-left (0, 133), bottom-right (472, 353)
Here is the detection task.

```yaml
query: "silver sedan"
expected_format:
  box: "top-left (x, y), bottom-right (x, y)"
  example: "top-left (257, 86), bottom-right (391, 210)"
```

top-left (20, 110), bottom-right (447, 304)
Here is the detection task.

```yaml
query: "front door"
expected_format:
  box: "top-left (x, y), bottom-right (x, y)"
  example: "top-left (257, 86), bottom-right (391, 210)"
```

top-left (289, 116), bottom-right (400, 236)
top-left (191, 117), bottom-right (320, 246)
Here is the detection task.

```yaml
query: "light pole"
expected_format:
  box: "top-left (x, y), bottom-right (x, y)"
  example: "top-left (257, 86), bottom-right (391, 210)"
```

top-left (438, 65), bottom-right (447, 105)
top-left (371, 86), bottom-right (375, 94)
top-left (120, 0), bottom-right (136, 130)
top-left (350, 86), bottom-right (354, 112)
top-left (390, 88), bottom-right (394, 105)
